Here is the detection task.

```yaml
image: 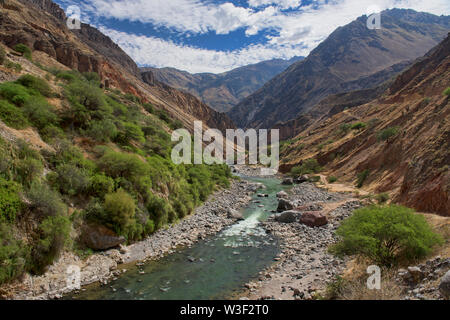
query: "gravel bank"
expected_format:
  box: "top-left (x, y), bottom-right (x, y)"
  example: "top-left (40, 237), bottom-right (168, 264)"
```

top-left (237, 183), bottom-right (362, 300)
top-left (6, 179), bottom-right (260, 300)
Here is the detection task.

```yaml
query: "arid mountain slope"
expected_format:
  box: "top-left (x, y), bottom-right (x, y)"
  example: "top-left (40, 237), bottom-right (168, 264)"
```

top-left (230, 9), bottom-right (450, 129)
top-left (141, 57), bottom-right (302, 113)
top-left (0, 0), bottom-right (233, 133)
top-left (274, 60), bottom-right (412, 140)
top-left (280, 34), bottom-right (450, 216)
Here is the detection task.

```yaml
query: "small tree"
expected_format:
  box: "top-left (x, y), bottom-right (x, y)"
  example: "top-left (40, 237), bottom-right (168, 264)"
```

top-left (330, 205), bottom-right (443, 266)
top-left (103, 189), bottom-right (136, 235)
top-left (14, 44), bottom-right (32, 60)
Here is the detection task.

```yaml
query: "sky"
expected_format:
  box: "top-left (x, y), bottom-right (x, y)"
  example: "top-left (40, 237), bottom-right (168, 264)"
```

top-left (54, 0), bottom-right (450, 74)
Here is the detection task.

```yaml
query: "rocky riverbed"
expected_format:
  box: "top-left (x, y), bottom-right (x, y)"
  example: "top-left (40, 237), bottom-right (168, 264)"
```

top-left (236, 183), bottom-right (363, 300)
top-left (5, 179), bottom-right (262, 300)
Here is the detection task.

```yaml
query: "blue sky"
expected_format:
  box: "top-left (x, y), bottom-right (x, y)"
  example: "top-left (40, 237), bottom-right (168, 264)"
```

top-left (54, 0), bottom-right (450, 73)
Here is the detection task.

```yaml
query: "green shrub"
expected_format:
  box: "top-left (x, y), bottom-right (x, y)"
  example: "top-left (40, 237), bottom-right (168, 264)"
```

top-left (82, 72), bottom-right (101, 83)
top-left (49, 164), bottom-right (90, 196)
top-left (4, 60), bottom-right (22, 72)
top-left (443, 87), bottom-right (450, 96)
top-left (65, 81), bottom-right (105, 110)
top-left (146, 194), bottom-right (170, 230)
top-left (31, 214), bottom-right (71, 274)
top-left (0, 223), bottom-right (30, 284)
top-left (116, 122), bottom-right (145, 144)
top-left (27, 181), bottom-right (67, 217)
top-left (103, 189), bottom-right (137, 236)
top-left (377, 126), bottom-right (400, 142)
top-left (351, 122), bottom-right (367, 131)
top-left (290, 158), bottom-right (323, 176)
top-left (14, 44), bottom-right (32, 60)
top-left (15, 158), bottom-right (44, 187)
top-left (327, 176), bottom-right (338, 183)
top-left (86, 119), bottom-right (117, 142)
top-left (16, 75), bottom-right (52, 97)
top-left (55, 70), bottom-right (83, 83)
top-left (0, 178), bottom-right (22, 223)
top-left (356, 169), bottom-right (370, 188)
top-left (98, 151), bottom-right (149, 181)
top-left (330, 205), bottom-right (443, 266)
top-left (23, 97), bottom-right (58, 130)
top-left (0, 100), bottom-right (29, 129)
top-left (0, 82), bottom-right (32, 106)
top-left (375, 193), bottom-right (389, 204)
top-left (88, 174), bottom-right (115, 199)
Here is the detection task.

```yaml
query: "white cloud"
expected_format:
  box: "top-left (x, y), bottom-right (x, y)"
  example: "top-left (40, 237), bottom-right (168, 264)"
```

top-left (100, 26), bottom-right (306, 73)
top-left (69, 0), bottom-right (450, 73)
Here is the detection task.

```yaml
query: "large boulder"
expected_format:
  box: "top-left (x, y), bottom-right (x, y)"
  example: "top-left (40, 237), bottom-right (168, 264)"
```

top-left (299, 211), bottom-right (328, 227)
top-left (439, 270), bottom-right (450, 299)
top-left (294, 175), bottom-right (309, 184)
top-left (275, 210), bottom-right (300, 223)
top-left (81, 223), bottom-right (125, 250)
top-left (276, 191), bottom-right (288, 199)
top-left (227, 208), bottom-right (244, 220)
top-left (277, 198), bottom-right (294, 212)
top-left (281, 178), bottom-right (293, 185)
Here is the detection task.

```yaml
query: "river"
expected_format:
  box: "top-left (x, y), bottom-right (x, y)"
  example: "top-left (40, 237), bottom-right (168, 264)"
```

top-left (69, 176), bottom-right (289, 300)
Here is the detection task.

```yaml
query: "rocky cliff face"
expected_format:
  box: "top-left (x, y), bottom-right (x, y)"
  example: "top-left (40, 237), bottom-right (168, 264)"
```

top-left (0, 0), bottom-right (233, 133)
top-left (230, 9), bottom-right (450, 129)
top-left (280, 34), bottom-right (450, 216)
top-left (142, 57), bottom-right (303, 113)
top-left (274, 60), bottom-right (411, 140)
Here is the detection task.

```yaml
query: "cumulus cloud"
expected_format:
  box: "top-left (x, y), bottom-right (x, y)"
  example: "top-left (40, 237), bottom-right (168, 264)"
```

top-left (99, 26), bottom-right (306, 73)
top-left (62, 0), bottom-right (450, 73)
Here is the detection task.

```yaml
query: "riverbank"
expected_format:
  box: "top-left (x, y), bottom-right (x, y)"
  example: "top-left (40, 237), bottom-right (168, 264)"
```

top-left (236, 183), bottom-right (363, 300)
top-left (3, 179), bottom-right (262, 300)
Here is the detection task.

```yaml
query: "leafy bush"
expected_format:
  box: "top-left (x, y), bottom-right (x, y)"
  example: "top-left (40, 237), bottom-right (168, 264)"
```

top-left (4, 60), bottom-right (22, 72)
top-left (377, 127), bottom-right (400, 142)
top-left (375, 193), bottom-right (389, 204)
top-left (0, 82), bottom-right (32, 106)
top-left (14, 44), bottom-right (32, 60)
top-left (31, 214), bottom-right (71, 274)
top-left (116, 122), bottom-right (145, 144)
top-left (98, 151), bottom-right (149, 181)
top-left (330, 205), bottom-right (443, 266)
top-left (49, 164), bottom-right (90, 196)
top-left (0, 178), bottom-right (22, 223)
top-left (290, 159), bottom-right (323, 176)
top-left (15, 158), bottom-right (44, 187)
top-left (88, 174), bottom-right (115, 199)
top-left (27, 181), bottom-right (67, 217)
top-left (103, 189), bottom-right (137, 236)
top-left (65, 81), bottom-right (105, 110)
top-left (146, 194), bottom-right (170, 230)
top-left (443, 87), bottom-right (450, 96)
top-left (86, 119), bottom-right (117, 142)
top-left (356, 169), bottom-right (370, 188)
top-left (0, 100), bottom-right (29, 129)
top-left (327, 176), bottom-right (338, 183)
top-left (0, 224), bottom-right (30, 284)
top-left (351, 122), bottom-right (367, 131)
top-left (16, 75), bottom-right (52, 97)
top-left (23, 97), bottom-right (58, 130)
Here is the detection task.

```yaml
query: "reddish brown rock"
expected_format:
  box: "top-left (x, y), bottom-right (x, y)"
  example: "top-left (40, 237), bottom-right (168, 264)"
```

top-left (299, 211), bottom-right (328, 227)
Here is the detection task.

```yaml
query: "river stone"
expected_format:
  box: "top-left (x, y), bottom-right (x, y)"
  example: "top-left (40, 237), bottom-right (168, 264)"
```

top-left (439, 270), bottom-right (450, 299)
top-left (299, 211), bottom-right (328, 227)
top-left (281, 178), bottom-right (294, 185)
top-left (227, 208), bottom-right (244, 220)
top-left (277, 198), bottom-right (294, 212)
top-left (276, 191), bottom-right (288, 199)
top-left (294, 175), bottom-right (309, 184)
top-left (275, 211), bottom-right (300, 223)
top-left (81, 223), bottom-right (125, 250)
